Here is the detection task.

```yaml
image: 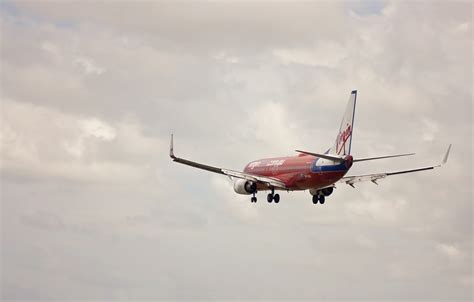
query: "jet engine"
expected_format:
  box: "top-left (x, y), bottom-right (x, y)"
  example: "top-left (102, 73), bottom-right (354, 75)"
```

top-left (321, 187), bottom-right (334, 196)
top-left (309, 187), bottom-right (334, 196)
top-left (233, 179), bottom-right (257, 195)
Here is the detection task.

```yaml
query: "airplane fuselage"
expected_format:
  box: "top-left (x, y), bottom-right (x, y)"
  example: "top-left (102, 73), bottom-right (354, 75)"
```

top-left (243, 154), bottom-right (353, 191)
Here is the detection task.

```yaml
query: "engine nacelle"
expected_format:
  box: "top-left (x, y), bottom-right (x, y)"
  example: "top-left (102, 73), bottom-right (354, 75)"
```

top-left (321, 187), bottom-right (334, 196)
top-left (233, 179), bottom-right (257, 195)
top-left (309, 187), bottom-right (334, 196)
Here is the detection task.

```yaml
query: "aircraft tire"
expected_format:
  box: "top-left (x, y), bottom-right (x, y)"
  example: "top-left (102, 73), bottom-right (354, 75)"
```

top-left (267, 193), bottom-right (273, 203)
top-left (251, 196), bottom-right (257, 203)
top-left (274, 194), bottom-right (280, 203)
top-left (312, 195), bottom-right (318, 204)
top-left (319, 195), bottom-right (325, 204)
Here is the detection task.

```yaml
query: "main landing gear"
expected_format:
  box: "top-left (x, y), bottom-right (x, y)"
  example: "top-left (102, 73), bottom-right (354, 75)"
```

top-left (267, 193), bottom-right (280, 203)
top-left (311, 187), bottom-right (332, 205)
top-left (312, 195), bottom-right (325, 204)
top-left (267, 188), bottom-right (280, 203)
top-left (250, 188), bottom-right (280, 204)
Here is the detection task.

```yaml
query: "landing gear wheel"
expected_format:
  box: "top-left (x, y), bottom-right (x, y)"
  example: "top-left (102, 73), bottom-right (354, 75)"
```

top-left (312, 195), bottom-right (318, 204)
top-left (251, 196), bottom-right (257, 203)
top-left (267, 193), bottom-right (273, 203)
top-left (319, 195), bottom-right (325, 204)
top-left (274, 194), bottom-right (280, 203)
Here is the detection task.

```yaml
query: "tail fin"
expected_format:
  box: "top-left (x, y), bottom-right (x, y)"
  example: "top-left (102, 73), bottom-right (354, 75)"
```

top-left (329, 90), bottom-right (357, 156)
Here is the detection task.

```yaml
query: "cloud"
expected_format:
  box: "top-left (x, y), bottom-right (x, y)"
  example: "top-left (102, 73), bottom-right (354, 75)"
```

top-left (0, 100), bottom-right (162, 184)
top-left (74, 57), bottom-right (106, 75)
top-left (80, 118), bottom-right (116, 141)
top-left (420, 117), bottom-right (439, 142)
top-left (354, 233), bottom-right (377, 249)
top-left (273, 42), bottom-right (347, 68)
top-left (436, 243), bottom-right (463, 260)
top-left (344, 193), bottom-right (408, 225)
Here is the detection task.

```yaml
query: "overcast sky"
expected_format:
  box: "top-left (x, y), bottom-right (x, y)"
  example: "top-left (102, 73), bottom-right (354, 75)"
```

top-left (1, 1), bottom-right (472, 300)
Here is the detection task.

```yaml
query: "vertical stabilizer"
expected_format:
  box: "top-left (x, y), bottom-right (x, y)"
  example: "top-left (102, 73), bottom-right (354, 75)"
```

top-left (329, 90), bottom-right (357, 156)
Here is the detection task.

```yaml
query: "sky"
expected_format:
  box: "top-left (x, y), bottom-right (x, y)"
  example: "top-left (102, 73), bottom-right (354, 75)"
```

top-left (0, 0), bottom-right (472, 300)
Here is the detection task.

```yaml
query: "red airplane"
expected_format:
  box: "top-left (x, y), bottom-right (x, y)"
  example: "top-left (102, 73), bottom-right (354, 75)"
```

top-left (170, 90), bottom-right (451, 204)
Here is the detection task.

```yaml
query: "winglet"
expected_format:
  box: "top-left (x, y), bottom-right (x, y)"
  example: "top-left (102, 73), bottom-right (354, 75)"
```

top-left (441, 144), bottom-right (451, 165)
top-left (170, 134), bottom-right (176, 159)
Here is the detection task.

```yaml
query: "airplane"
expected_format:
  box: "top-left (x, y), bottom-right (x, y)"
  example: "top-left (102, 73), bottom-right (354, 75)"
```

top-left (170, 90), bottom-right (451, 205)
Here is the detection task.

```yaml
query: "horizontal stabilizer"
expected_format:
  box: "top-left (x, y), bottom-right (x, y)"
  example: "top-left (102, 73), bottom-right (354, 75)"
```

top-left (295, 150), bottom-right (345, 163)
top-left (353, 153), bottom-right (415, 162)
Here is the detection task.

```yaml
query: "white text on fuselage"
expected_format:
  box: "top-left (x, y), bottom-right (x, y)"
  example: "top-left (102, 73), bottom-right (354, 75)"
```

top-left (249, 160), bottom-right (285, 169)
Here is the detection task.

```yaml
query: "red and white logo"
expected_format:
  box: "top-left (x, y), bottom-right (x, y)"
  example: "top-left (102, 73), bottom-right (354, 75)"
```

top-left (336, 124), bottom-right (352, 155)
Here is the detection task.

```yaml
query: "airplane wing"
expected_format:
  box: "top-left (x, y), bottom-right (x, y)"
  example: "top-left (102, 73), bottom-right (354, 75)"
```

top-left (169, 135), bottom-right (287, 189)
top-left (339, 144), bottom-right (451, 187)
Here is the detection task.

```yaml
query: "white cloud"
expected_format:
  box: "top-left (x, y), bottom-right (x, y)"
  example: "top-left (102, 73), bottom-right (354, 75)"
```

top-left (62, 118), bottom-right (116, 157)
top-left (74, 56), bottom-right (105, 75)
top-left (0, 100), bottom-right (160, 184)
top-left (459, 275), bottom-right (473, 287)
top-left (436, 243), bottom-right (463, 260)
top-left (250, 101), bottom-right (301, 153)
top-left (345, 194), bottom-right (408, 225)
top-left (421, 117), bottom-right (439, 142)
top-left (80, 118), bottom-right (116, 141)
top-left (354, 234), bottom-right (377, 249)
top-left (387, 262), bottom-right (409, 279)
top-left (273, 42), bottom-right (347, 68)
top-left (41, 41), bottom-right (61, 58)
top-left (213, 52), bottom-right (240, 64)
top-left (453, 22), bottom-right (470, 34)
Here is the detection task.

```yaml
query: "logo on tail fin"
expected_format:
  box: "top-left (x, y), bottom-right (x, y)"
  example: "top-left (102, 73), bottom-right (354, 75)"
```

top-left (336, 124), bottom-right (352, 155)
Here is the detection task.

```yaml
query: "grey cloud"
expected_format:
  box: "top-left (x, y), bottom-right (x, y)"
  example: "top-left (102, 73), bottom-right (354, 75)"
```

top-left (14, 2), bottom-right (349, 51)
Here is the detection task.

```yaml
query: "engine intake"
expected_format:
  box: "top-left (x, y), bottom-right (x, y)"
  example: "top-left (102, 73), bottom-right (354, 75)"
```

top-left (321, 187), bottom-right (334, 196)
top-left (233, 179), bottom-right (257, 195)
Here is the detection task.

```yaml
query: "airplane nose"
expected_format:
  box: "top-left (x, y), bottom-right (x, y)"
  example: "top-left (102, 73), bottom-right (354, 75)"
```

top-left (345, 155), bottom-right (354, 169)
